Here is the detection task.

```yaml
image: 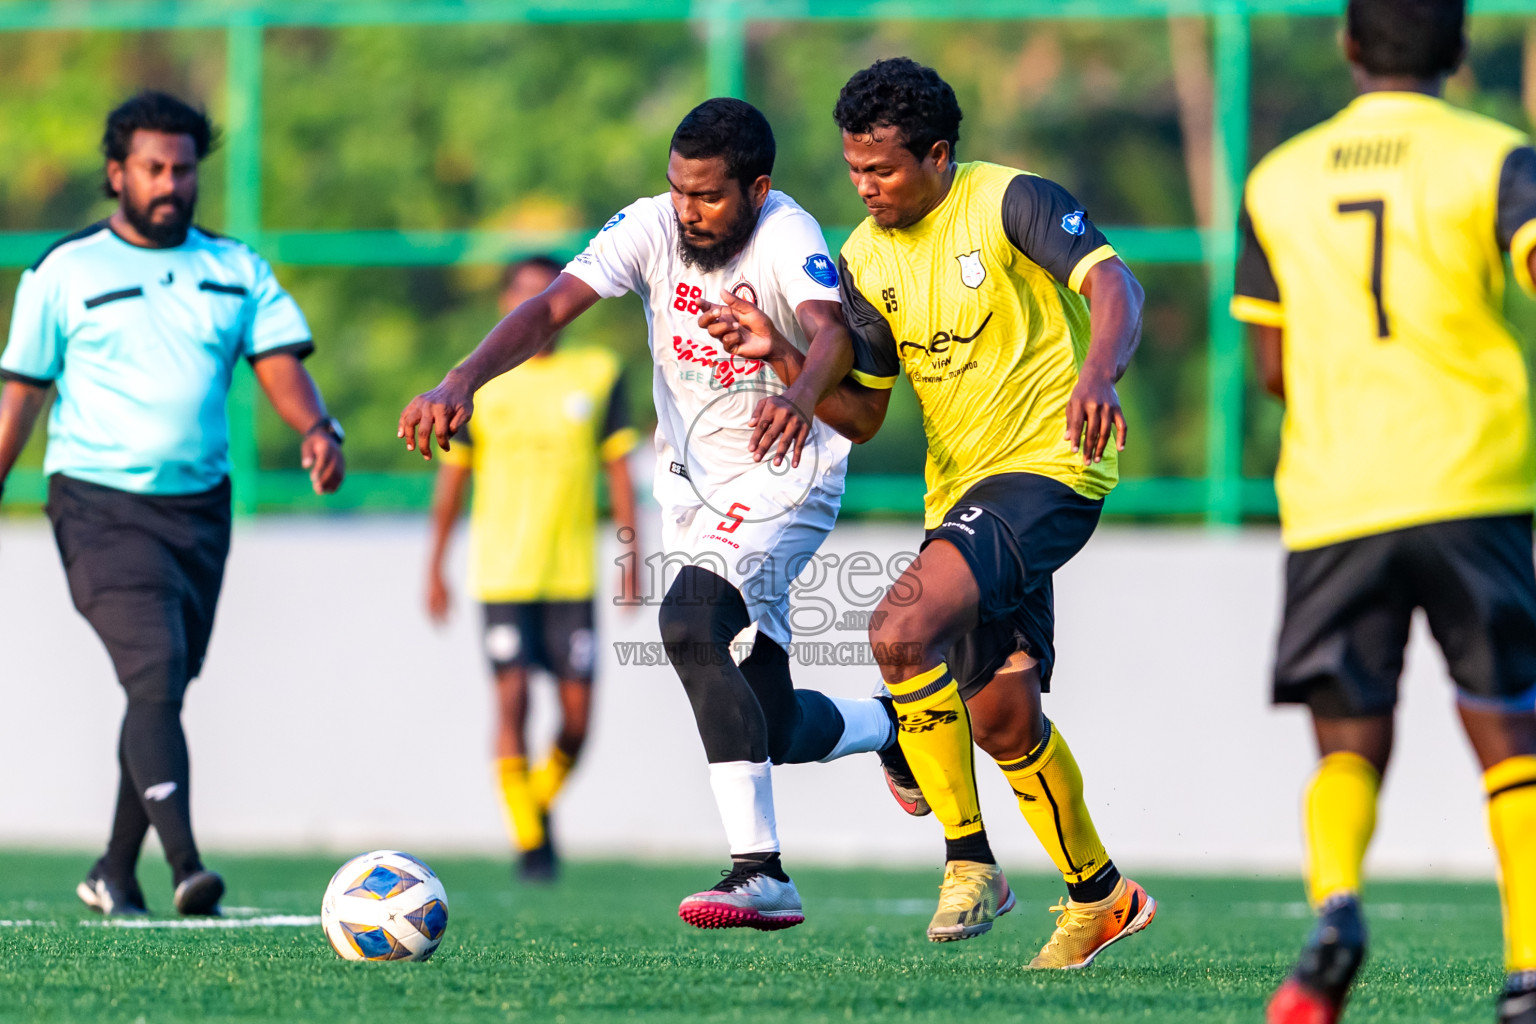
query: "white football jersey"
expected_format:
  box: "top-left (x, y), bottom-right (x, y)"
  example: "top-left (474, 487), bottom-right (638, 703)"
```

top-left (564, 191), bottom-right (852, 506)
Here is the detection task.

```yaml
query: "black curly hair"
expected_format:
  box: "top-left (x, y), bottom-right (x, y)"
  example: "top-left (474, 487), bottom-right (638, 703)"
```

top-left (834, 58), bottom-right (962, 161)
top-left (101, 91), bottom-right (219, 198)
top-left (671, 97), bottom-right (776, 189)
top-left (1347, 0), bottom-right (1464, 79)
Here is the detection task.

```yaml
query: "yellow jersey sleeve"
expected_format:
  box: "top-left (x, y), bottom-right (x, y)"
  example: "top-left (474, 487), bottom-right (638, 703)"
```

top-left (999, 173), bottom-right (1116, 293)
top-left (1498, 146), bottom-right (1536, 295)
top-left (1231, 199), bottom-right (1284, 326)
top-left (598, 374), bottom-right (639, 463)
top-left (837, 253), bottom-right (901, 390)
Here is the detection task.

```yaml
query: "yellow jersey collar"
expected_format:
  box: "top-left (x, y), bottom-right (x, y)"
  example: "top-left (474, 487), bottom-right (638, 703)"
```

top-left (1345, 90), bottom-right (1447, 115)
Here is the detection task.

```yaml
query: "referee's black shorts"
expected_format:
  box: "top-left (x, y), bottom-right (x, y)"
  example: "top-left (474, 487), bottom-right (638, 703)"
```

top-left (1275, 514), bottom-right (1536, 717)
top-left (47, 474), bottom-right (232, 706)
top-left (921, 472), bottom-right (1104, 700)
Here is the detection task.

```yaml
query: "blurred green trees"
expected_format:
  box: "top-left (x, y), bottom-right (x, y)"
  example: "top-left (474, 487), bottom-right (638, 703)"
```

top-left (2, 13), bottom-right (1532, 493)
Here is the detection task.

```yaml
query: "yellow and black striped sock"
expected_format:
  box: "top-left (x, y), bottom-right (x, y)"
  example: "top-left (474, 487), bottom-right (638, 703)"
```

top-left (1486, 755), bottom-right (1536, 972)
top-left (530, 747), bottom-right (576, 811)
top-left (887, 663), bottom-right (991, 861)
top-left (997, 718), bottom-right (1115, 901)
top-left (496, 756), bottom-right (545, 853)
top-left (1303, 751), bottom-right (1380, 908)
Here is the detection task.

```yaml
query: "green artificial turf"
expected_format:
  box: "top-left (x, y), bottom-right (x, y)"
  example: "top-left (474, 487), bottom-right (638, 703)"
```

top-left (0, 852), bottom-right (1508, 1023)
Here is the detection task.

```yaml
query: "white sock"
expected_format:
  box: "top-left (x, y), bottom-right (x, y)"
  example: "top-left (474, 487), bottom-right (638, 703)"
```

top-left (818, 696), bottom-right (895, 762)
top-left (707, 760), bottom-right (778, 855)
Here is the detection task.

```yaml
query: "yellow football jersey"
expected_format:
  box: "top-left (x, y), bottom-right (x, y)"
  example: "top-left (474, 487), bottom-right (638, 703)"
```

top-left (840, 161), bottom-right (1119, 528)
top-left (440, 346), bottom-right (638, 601)
top-left (1234, 92), bottom-right (1536, 550)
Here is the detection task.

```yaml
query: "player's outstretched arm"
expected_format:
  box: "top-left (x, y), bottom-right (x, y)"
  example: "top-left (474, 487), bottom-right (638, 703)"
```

top-left (252, 353), bottom-right (345, 495)
top-left (0, 380), bottom-right (49, 502)
top-left (1068, 256), bottom-right (1144, 465)
top-left (398, 273), bottom-right (602, 459)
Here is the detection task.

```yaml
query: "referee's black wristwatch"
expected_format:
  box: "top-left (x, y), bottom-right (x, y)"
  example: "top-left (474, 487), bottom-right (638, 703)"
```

top-left (306, 415), bottom-right (345, 445)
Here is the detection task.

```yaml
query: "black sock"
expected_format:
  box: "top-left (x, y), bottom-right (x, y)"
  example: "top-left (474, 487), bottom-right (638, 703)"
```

top-left (735, 632), bottom-right (848, 764)
top-left (732, 851), bottom-right (789, 882)
top-left (1066, 861), bottom-right (1121, 904)
top-left (877, 695), bottom-right (900, 753)
top-left (121, 700), bottom-right (202, 884)
top-left (945, 829), bottom-right (997, 865)
top-left (777, 690), bottom-right (846, 764)
top-left (100, 729), bottom-right (150, 881)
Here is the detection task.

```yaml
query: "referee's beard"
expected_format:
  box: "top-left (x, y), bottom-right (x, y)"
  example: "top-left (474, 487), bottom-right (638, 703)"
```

top-left (123, 189), bottom-right (196, 249)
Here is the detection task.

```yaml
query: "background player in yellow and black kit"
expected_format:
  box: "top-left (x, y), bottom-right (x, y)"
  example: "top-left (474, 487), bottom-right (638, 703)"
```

top-left (700, 58), bottom-right (1154, 966)
top-left (1232, 4), bottom-right (1536, 1022)
top-left (425, 255), bottom-right (639, 882)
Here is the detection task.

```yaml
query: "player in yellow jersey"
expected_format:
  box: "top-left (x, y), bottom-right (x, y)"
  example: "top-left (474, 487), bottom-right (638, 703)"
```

top-left (699, 58), bottom-right (1155, 965)
top-left (1231, 4), bottom-right (1536, 1022)
top-left (425, 255), bottom-right (639, 882)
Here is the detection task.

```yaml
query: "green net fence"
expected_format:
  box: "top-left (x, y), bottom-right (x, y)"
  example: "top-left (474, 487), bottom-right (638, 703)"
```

top-left (3, 0), bottom-right (1534, 518)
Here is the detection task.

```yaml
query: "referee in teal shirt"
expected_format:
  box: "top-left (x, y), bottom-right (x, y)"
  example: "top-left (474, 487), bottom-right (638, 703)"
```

top-left (0, 93), bottom-right (345, 917)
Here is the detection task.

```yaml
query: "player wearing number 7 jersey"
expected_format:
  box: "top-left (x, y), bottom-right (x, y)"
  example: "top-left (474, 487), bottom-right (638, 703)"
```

top-left (1232, 3), bottom-right (1536, 1022)
top-left (399, 98), bottom-right (906, 932)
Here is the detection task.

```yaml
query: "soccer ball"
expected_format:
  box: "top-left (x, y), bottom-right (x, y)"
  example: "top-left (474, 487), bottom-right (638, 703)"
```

top-left (321, 850), bottom-right (449, 961)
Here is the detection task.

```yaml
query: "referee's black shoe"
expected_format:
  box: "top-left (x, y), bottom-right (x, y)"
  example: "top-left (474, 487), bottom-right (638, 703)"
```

top-left (173, 869), bottom-right (225, 917)
top-left (1499, 972), bottom-right (1536, 1023)
top-left (77, 870), bottom-right (148, 917)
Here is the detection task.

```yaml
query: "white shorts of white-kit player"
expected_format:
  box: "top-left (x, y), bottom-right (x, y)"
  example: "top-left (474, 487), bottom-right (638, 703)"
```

top-left (658, 456), bottom-right (842, 649)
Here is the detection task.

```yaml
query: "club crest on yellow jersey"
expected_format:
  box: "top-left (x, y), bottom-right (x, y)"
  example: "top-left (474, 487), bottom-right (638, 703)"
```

top-left (956, 250), bottom-right (986, 288)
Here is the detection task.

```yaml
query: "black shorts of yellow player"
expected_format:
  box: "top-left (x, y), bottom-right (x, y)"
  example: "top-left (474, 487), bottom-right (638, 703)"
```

top-left (481, 600), bottom-right (597, 683)
top-left (1275, 514), bottom-right (1536, 716)
top-left (921, 472), bottom-right (1102, 699)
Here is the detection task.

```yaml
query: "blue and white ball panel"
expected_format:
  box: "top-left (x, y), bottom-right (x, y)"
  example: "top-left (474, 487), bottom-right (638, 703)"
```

top-left (343, 865), bottom-right (422, 901)
top-left (321, 850), bottom-right (450, 962)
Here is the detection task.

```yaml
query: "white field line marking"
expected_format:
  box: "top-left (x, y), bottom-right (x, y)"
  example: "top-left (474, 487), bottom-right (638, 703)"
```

top-left (1232, 901), bottom-right (1478, 920)
top-left (819, 897), bottom-right (933, 917)
top-left (81, 914), bottom-right (320, 930)
top-left (0, 920), bottom-right (58, 927)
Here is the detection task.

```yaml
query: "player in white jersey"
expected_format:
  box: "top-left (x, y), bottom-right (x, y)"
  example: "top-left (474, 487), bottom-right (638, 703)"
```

top-left (399, 99), bottom-right (905, 930)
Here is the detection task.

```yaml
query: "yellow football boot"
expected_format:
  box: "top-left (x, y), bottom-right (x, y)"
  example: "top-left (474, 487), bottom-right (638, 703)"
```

top-left (1027, 877), bottom-right (1157, 969)
top-left (926, 860), bottom-right (1016, 941)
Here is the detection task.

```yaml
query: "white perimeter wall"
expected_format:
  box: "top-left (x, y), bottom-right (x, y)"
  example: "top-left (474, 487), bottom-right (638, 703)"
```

top-left (0, 514), bottom-right (1500, 877)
